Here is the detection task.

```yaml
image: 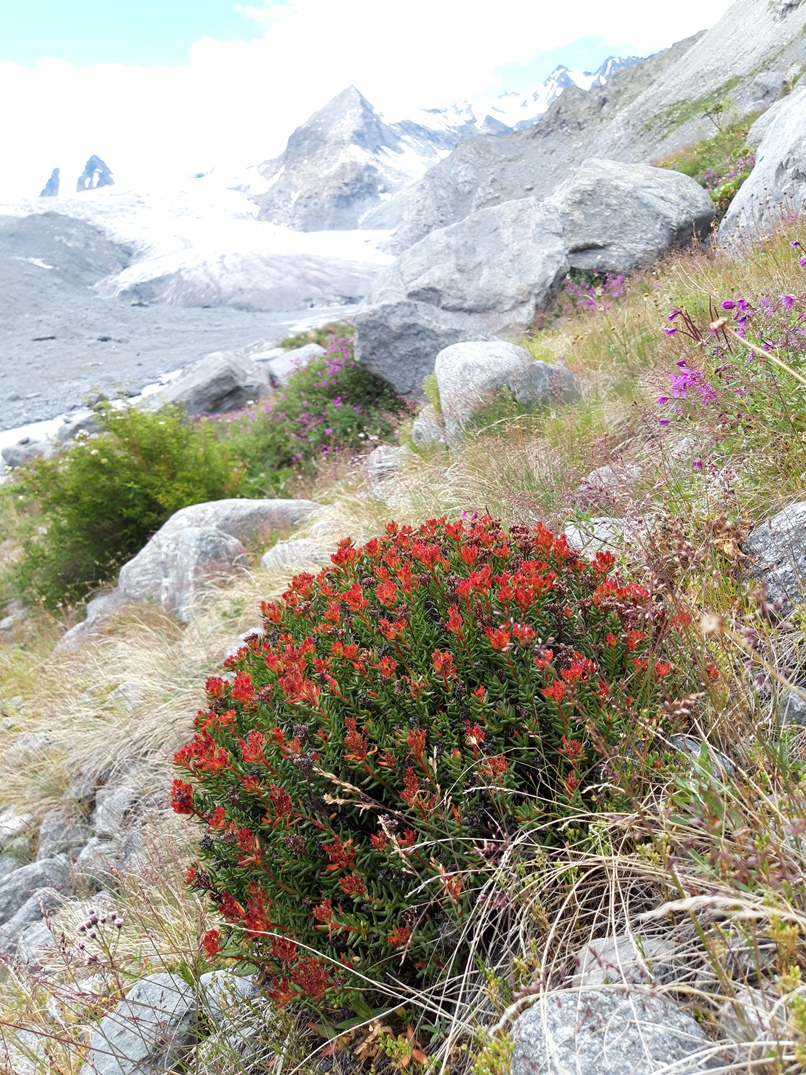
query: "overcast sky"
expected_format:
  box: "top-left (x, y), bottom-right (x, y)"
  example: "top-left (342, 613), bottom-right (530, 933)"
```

top-left (0, 0), bottom-right (736, 201)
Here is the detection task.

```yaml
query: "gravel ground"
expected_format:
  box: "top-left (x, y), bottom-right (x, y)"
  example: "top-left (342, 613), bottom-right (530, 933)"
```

top-left (0, 212), bottom-right (355, 431)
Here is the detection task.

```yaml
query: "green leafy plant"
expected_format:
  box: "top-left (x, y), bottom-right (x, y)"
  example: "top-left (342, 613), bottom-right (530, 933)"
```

top-left (11, 403), bottom-right (241, 607)
top-left (222, 336), bottom-right (408, 495)
top-left (173, 515), bottom-right (694, 1022)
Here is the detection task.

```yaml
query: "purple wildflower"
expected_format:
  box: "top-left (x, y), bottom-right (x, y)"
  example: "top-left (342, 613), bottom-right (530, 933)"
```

top-left (657, 395), bottom-right (670, 404)
top-left (782, 294), bottom-right (795, 310)
top-left (721, 300), bottom-right (736, 310)
top-left (665, 327), bottom-right (677, 336)
top-left (667, 309), bottom-right (681, 321)
top-left (692, 460), bottom-right (704, 470)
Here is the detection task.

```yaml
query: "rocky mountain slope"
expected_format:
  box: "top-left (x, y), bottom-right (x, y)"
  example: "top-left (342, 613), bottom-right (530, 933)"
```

top-left (389, 0), bottom-right (806, 249)
top-left (250, 60), bottom-right (638, 232)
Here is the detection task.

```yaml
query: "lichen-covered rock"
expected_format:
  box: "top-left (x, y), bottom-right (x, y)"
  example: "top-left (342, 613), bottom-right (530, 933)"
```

top-left (512, 989), bottom-right (720, 1074)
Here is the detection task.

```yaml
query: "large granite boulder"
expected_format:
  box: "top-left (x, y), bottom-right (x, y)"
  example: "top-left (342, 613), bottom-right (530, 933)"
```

top-left (354, 300), bottom-right (487, 399)
top-left (434, 341), bottom-right (580, 447)
top-left (119, 528), bottom-right (248, 624)
top-left (145, 351), bottom-right (266, 416)
top-left (744, 501), bottom-right (806, 614)
top-left (511, 988), bottom-right (719, 1074)
top-left (117, 498), bottom-right (319, 623)
top-left (364, 196), bottom-right (568, 332)
top-left (721, 86), bottom-right (806, 240)
top-left (80, 972), bottom-right (197, 1075)
top-left (261, 538), bottom-right (330, 573)
top-left (548, 159), bottom-right (716, 271)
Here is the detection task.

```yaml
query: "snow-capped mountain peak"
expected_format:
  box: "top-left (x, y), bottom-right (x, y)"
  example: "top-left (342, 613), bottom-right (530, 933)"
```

top-left (247, 55), bottom-right (640, 231)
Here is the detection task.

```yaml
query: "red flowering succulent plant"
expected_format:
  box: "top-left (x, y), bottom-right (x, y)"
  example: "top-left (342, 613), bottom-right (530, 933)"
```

top-left (173, 515), bottom-right (689, 1016)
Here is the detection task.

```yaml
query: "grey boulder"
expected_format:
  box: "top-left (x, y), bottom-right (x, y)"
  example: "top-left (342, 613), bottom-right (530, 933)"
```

top-left (198, 970), bottom-right (259, 1029)
top-left (119, 526), bottom-right (248, 624)
top-left (117, 498), bottom-right (319, 622)
top-left (1, 436), bottom-right (56, 468)
top-left (721, 87), bottom-right (806, 240)
top-left (74, 837), bottom-right (124, 891)
top-left (434, 341), bottom-right (579, 447)
top-left (93, 786), bottom-right (137, 839)
top-left (571, 931), bottom-right (678, 987)
top-left (363, 444), bottom-right (407, 491)
top-left (260, 538), bottom-right (330, 573)
top-left (80, 972), bottom-right (197, 1075)
top-left (354, 299), bottom-right (488, 399)
top-left (547, 159), bottom-right (715, 272)
top-left (0, 856), bottom-right (70, 925)
top-left (57, 588), bottom-right (128, 651)
top-left (262, 343), bottom-right (326, 387)
top-left (0, 886), bottom-right (65, 955)
top-left (744, 501), bottom-right (806, 614)
top-left (56, 408), bottom-right (103, 442)
top-left (37, 806), bottom-right (91, 860)
top-left (411, 404), bottom-right (447, 449)
top-left (147, 497), bottom-right (319, 543)
top-left (0, 807), bottom-right (33, 849)
top-left (146, 351), bottom-right (265, 416)
top-left (577, 463), bottom-right (643, 506)
top-left (16, 919), bottom-right (58, 966)
top-left (564, 516), bottom-right (645, 556)
top-left (367, 196), bottom-right (568, 332)
top-left (511, 989), bottom-right (720, 1075)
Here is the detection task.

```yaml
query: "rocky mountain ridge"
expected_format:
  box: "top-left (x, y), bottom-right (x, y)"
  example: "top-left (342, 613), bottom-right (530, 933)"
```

top-left (388, 0), bottom-right (806, 250)
top-left (249, 58), bottom-right (639, 232)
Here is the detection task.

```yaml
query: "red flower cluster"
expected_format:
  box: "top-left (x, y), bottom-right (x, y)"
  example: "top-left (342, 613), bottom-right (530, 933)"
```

top-left (174, 514), bottom-right (692, 1017)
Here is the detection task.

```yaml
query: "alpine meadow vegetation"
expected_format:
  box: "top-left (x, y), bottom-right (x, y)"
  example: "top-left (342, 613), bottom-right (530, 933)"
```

top-left (6, 224), bottom-right (806, 1072)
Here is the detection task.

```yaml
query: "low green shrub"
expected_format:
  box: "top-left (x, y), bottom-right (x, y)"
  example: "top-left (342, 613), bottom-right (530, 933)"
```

top-left (222, 336), bottom-right (407, 495)
top-left (11, 404), bottom-right (241, 608)
top-left (173, 515), bottom-right (694, 1022)
top-left (656, 114), bottom-right (761, 218)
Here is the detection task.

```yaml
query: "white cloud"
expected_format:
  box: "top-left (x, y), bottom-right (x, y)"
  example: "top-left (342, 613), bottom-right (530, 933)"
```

top-left (0, 0), bottom-right (735, 202)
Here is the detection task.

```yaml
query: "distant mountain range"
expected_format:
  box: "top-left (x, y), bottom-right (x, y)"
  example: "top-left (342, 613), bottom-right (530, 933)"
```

top-left (246, 58), bottom-right (640, 231)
